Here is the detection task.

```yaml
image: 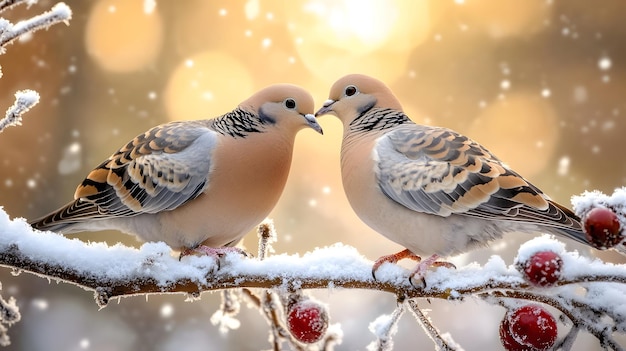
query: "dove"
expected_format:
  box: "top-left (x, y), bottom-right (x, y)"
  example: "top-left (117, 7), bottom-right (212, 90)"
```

top-left (31, 84), bottom-right (323, 259)
top-left (315, 74), bottom-right (593, 282)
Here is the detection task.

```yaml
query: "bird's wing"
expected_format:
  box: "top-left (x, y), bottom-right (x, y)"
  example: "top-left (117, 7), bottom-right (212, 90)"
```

top-left (374, 124), bottom-right (579, 229)
top-left (73, 120), bottom-right (217, 218)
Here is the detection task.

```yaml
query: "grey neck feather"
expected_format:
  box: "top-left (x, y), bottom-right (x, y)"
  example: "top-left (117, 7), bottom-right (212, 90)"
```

top-left (211, 107), bottom-right (268, 138)
top-left (349, 107), bottom-right (411, 133)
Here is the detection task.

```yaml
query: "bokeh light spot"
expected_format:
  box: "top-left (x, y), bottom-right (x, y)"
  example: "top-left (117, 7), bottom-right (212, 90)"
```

top-left (461, 0), bottom-right (551, 38)
top-left (85, 0), bottom-right (163, 73)
top-left (286, 0), bottom-right (432, 83)
top-left (165, 51), bottom-right (254, 121)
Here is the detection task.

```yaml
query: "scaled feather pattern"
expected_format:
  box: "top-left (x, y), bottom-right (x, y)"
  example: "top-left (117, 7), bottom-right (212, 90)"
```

top-left (316, 74), bottom-right (601, 263)
top-left (31, 84), bottom-right (323, 252)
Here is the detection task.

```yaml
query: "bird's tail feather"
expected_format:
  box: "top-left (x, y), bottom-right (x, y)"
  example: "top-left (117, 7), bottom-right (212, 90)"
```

top-left (552, 226), bottom-right (589, 246)
top-left (551, 225), bottom-right (626, 256)
top-left (29, 199), bottom-right (102, 234)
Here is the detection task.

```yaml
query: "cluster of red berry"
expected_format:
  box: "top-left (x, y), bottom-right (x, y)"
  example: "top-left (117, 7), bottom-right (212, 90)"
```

top-left (287, 207), bottom-right (623, 348)
top-left (499, 206), bottom-right (623, 350)
top-left (502, 248), bottom-right (562, 350)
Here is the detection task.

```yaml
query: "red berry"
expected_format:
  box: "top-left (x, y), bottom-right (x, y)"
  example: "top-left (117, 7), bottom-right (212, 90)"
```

top-left (500, 305), bottom-right (557, 351)
top-left (499, 314), bottom-right (522, 351)
top-left (518, 251), bottom-right (563, 287)
top-left (287, 299), bottom-right (328, 343)
top-left (583, 207), bottom-right (623, 249)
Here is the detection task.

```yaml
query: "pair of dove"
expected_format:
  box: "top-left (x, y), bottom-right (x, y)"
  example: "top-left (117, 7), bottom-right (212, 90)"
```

top-left (30, 74), bottom-right (596, 281)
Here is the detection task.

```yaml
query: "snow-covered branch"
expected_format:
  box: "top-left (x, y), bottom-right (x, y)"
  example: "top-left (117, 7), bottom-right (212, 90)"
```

top-left (0, 1), bottom-right (71, 136)
top-left (0, 2), bottom-right (71, 49)
top-left (0, 90), bottom-right (39, 133)
top-left (0, 205), bottom-right (625, 349)
top-left (367, 302), bottom-right (404, 351)
top-left (0, 282), bottom-right (18, 347)
top-left (406, 300), bottom-right (461, 351)
top-left (0, 0), bottom-right (32, 14)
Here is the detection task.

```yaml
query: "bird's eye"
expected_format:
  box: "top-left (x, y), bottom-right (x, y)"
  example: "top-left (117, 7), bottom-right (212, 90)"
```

top-left (345, 85), bottom-right (358, 97)
top-left (284, 98), bottom-right (297, 109)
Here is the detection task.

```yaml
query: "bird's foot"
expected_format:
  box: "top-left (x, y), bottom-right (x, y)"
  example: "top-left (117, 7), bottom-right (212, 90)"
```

top-left (408, 254), bottom-right (456, 288)
top-left (178, 246), bottom-right (250, 270)
top-left (372, 249), bottom-right (422, 280)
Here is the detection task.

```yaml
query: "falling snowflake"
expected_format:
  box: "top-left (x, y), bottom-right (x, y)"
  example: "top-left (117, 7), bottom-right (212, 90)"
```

top-left (598, 57), bottom-right (612, 71)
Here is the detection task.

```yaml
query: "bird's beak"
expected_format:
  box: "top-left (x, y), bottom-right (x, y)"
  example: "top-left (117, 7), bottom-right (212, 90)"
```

top-left (314, 99), bottom-right (336, 117)
top-left (304, 113), bottom-right (323, 134)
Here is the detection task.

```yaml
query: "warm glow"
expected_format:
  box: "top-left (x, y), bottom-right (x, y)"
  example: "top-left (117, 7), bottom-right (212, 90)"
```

top-left (172, 2), bottom-right (246, 56)
top-left (85, 0), bottom-right (163, 72)
top-left (467, 93), bottom-right (560, 177)
top-left (7, 2), bottom-right (626, 350)
top-left (461, 0), bottom-right (552, 38)
top-left (286, 0), bottom-right (432, 83)
top-left (294, 0), bottom-right (431, 53)
top-left (300, 0), bottom-right (397, 53)
top-left (164, 51), bottom-right (254, 121)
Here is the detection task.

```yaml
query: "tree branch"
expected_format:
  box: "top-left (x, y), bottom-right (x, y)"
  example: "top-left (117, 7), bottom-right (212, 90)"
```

top-left (0, 211), bottom-right (625, 350)
top-left (367, 301), bottom-right (405, 351)
top-left (0, 2), bottom-right (71, 49)
top-left (0, 0), bottom-right (30, 14)
top-left (0, 90), bottom-right (39, 133)
top-left (0, 1), bottom-right (71, 136)
top-left (0, 206), bottom-right (625, 350)
top-left (406, 299), bottom-right (461, 351)
top-left (1, 224), bottom-right (625, 302)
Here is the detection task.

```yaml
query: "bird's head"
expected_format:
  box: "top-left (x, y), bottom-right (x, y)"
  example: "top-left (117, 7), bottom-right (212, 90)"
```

top-left (315, 74), bottom-right (403, 125)
top-left (243, 84), bottom-right (323, 135)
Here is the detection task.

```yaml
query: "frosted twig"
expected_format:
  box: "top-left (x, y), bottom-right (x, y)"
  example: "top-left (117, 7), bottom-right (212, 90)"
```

top-left (255, 219), bottom-right (298, 350)
top-left (0, 283), bottom-right (19, 347)
top-left (554, 327), bottom-right (580, 351)
top-left (0, 2), bottom-right (71, 137)
top-left (257, 219), bottom-right (277, 260)
top-left (263, 291), bottom-right (285, 351)
top-left (0, 2), bottom-right (72, 49)
top-left (406, 299), bottom-right (461, 351)
top-left (242, 288), bottom-right (304, 351)
top-left (0, 90), bottom-right (39, 133)
top-left (0, 325), bottom-right (8, 347)
top-left (0, 0), bottom-right (31, 14)
top-left (367, 301), bottom-right (405, 351)
top-left (267, 290), bottom-right (310, 351)
top-left (320, 324), bottom-right (342, 351)
top-left (210, 290), bottom-right (241, 334)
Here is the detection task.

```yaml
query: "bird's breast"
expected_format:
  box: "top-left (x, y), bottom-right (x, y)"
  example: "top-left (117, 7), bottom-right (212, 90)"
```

top-left (340, 134), bottom-right (383, 220)
top-left (156, 135), bottom-right (295, 249)
top-left (339, 132), bottom-right (503, 257)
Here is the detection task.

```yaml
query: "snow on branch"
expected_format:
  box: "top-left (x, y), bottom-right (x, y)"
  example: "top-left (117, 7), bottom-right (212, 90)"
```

top-left (0, 1), bottom-right (71, 136)
top-left (0, 0), bottom-right (35, 14)
top-left (0, 199), bottom-right (625, 349)
top-left (0, 282), bottom-right (18, 347)
top-left (367, 302), bottom-right (404, 351)
top-left (0, 90), bottom-right (39, 133)
top-left (0, 2), bottom-right (71, 49)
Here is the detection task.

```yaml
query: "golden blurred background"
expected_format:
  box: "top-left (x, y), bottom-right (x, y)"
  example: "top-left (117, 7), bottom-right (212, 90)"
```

top-left (0, 0), bottom-right (625, 350)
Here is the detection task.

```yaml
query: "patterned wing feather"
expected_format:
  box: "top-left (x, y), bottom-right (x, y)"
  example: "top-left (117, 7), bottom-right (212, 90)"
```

top-left (74, 120), bottom-right (217, 217)
top-left (375, 124), bottom-right (581, 231)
